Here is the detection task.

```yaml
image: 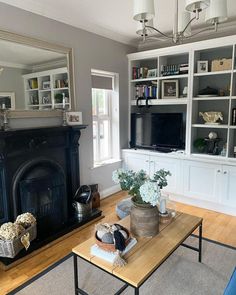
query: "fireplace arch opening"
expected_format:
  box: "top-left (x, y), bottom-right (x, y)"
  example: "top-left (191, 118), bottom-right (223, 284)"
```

top-left (12, 157), bottom-right (67, 238)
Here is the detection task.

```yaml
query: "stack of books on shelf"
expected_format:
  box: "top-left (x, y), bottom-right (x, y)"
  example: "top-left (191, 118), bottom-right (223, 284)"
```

top-left (161, 63), bottom-right (189, 76)
top-left (91, 237), bottom-right (137, 264)
top-left (135, 84), bottom-right (157, 99)
top-left (132, 67), bottom-right (149, 79)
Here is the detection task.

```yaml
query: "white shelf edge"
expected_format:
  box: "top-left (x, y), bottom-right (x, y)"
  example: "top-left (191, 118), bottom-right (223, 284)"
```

top-left (193, 96), bottom-right (230, 101)
top-left (53, 87), bottom-right (69, 91)
top-left (39, 89), bottom-right (51, 92)
top-left (229, 126), bottom-right (236, 129)
top-left (192, 124), bottom-right (228, 129)
top-left (158, 74), bottom-right (189, 80)
top-left (131, 99), bottom-right (188, 106)
top-left (26, 89), bottom-right (39, 91)
top-left (194, 70), bottom-right (232, 77)
top-left (130, 77), bottom-right (158, 83)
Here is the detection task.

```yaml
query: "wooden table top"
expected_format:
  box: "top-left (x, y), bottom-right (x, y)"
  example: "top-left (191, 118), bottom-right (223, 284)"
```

top-left (72, 212), bottom-right (203, 288)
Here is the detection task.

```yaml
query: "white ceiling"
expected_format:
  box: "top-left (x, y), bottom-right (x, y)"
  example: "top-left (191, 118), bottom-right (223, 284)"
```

top-left (0, 39), bottom-right (65, 68)
top-left (0, 0), bottom-right (236, 46)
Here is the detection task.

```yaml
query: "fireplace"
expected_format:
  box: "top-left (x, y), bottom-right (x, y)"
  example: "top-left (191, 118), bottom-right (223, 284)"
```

top-left (13, 158), bottom-right (67, 238)
top-left (0, 126), bottom-right (101, 267)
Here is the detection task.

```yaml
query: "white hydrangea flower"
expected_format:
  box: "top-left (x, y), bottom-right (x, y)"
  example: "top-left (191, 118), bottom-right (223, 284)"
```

top-left (112, 169), bottom-right (125, 184)
top-left (139, 181), bottom-right (161, 206)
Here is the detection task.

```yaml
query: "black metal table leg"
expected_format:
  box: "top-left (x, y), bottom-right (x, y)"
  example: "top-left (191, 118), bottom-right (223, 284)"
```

top-left (198, 223), bottom-right (202, 263)
top-left (134, 287), bottom-right (139, 295)
top-left (74, 254), bottom-right (79, 295)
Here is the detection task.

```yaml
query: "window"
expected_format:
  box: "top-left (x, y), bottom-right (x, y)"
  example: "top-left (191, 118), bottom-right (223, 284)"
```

top-left (91, 70), bottom-right (119, 166)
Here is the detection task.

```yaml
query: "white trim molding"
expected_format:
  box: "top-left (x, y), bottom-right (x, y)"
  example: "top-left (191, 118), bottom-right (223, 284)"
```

top-left (100, 184), bottom-right (121, 199)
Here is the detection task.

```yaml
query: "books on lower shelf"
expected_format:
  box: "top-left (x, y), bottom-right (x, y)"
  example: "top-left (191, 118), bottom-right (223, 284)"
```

top-left (90, 237), bottom-right (137, 264)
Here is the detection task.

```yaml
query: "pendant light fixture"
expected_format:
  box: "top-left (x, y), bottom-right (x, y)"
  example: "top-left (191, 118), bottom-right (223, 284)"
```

top-left (133, 0), bottom-right (228, 44)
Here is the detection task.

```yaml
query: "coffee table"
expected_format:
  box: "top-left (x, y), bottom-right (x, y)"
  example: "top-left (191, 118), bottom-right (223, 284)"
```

top-left (72, 212), bottom-right (203, 295)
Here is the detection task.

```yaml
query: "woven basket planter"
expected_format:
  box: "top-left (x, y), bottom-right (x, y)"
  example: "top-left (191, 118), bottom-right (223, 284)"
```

top-left (0, 223), bottom-right (37, 258)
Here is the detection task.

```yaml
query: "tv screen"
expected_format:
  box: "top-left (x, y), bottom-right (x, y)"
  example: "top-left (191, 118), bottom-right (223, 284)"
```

top-left (131, 113), bottom-right (184, 150)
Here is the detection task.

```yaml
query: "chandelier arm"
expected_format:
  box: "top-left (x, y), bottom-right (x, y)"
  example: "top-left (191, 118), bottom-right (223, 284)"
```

top-left (181, 16), bottom-right (196, 35)
top-left (185, 27), bottom-right (216, 38)
top-left (145, 25), bottom-right (173, 39)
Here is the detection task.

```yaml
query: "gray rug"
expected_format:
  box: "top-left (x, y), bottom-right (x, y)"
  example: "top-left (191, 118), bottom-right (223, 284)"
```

top-left (11, 237), bottom-right (236, 295)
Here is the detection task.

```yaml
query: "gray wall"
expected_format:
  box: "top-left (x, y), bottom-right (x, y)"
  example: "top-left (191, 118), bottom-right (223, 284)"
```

top-left (0, 2), bottom-right (135, 193)
top-left (0, 66), bottom-right (27, 109)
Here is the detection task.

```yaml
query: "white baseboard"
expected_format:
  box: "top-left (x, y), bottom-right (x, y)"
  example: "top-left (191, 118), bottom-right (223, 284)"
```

top-left (100, 184), bottom-right (121, 199)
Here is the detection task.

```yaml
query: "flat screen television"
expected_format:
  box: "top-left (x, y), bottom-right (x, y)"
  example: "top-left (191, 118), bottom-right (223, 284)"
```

top-left (130, 112), bottom-right (184, 151)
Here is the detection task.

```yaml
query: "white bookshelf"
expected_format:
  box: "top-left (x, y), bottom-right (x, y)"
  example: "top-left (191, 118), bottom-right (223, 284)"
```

top-left (22, 67), bottom-right (70, 110)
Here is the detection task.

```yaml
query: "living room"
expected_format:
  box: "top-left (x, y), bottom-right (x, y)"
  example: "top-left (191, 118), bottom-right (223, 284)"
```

top-left (0, 0), bottom-right (235, 294)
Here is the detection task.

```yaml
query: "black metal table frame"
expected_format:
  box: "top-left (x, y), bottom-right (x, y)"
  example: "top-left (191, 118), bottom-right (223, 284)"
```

top-left (73, 222), bottom-right (202, 295)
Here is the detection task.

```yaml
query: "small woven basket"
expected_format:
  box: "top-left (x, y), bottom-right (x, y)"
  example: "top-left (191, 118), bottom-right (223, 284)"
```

top-left (95, 226), bottom-right (130, 252)
top-left (0, 223), bottom-right (37, 258)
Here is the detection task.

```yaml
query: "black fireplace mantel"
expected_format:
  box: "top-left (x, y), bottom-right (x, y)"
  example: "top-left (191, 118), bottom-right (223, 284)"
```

top-left (0, 125), bottom-right (87, 224)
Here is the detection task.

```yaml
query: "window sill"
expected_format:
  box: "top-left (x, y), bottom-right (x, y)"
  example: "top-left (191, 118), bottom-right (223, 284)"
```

top-left (91, 159), bottom-right (122, 169)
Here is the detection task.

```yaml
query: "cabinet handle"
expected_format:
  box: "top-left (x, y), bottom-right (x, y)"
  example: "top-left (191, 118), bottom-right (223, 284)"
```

top-left (217, 170), bottom-right (221, 173)
top-left (150, 161), bottom-right (154, 163)
top-left (145, 160), bottom-right (149, 163)
top-left (223, 171), bottom-right (227, 174)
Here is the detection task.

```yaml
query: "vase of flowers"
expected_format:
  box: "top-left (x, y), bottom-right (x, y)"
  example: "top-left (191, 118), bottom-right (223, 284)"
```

top-left (112, 168), bottom-right (171, 237)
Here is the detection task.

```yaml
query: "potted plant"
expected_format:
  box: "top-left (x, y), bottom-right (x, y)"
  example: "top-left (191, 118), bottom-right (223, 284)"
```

top-left (112, 168), bottom-right (171, 237)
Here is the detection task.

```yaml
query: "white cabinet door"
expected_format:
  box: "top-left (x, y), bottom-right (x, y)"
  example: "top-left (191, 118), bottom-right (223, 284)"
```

top-left (122, 152), bottom-right (150, 174)
top-left (149, 156), bottom-right (182, 195)
top-left (183, 160), bottom-right (221, 202)
top-left (221, 165), bottom-right (236, 208)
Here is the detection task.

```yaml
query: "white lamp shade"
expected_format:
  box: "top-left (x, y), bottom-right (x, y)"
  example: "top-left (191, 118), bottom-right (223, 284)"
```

top-left (205, 0), bottom-right (228, 24)
top-left (178, 11), bottom-right (192, 37)
top-left (136, 19), bottom-right (154, 36)
top-left (133, 0), bottom-right (155, 21)
top-left (185, 0), bottom-right (210, 12)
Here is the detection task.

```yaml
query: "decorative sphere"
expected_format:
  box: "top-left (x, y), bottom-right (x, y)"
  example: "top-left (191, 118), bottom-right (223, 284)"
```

top-left (101, 232), bottom-right (114, 244)
top-left (208, 132), bottom-right (218, 140)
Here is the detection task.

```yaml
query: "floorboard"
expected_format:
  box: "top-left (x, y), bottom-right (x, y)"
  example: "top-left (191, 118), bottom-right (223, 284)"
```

top-left (0, 190), bottom-right (236, 295)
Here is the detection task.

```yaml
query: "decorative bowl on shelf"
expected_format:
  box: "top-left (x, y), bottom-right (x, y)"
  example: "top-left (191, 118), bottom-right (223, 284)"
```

top-left (199, 111), bottom-right (223, 125)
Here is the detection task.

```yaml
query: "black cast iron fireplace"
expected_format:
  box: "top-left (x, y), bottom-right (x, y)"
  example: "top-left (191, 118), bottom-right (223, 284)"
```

top-left (0, 126), bottom-right (101, 267)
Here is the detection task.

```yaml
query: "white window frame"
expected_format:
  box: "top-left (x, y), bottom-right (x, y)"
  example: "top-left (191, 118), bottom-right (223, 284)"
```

top-left (91, 69), bottom-right (120, 167)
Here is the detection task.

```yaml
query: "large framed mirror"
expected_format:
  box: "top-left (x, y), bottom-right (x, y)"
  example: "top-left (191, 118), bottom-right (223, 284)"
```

top-left (0, 29), bottom-right (75, 118)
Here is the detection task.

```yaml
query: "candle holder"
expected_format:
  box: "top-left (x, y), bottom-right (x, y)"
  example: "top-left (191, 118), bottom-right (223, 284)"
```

top-left (0, 108), bottom-right (9, 131)
top-left (62, 109), bottom-right (67, 126)
top-left (159, 193), bottom-right (176, 224)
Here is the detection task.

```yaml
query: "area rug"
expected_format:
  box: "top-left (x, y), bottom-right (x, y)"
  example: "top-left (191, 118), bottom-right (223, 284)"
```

top-left (9, 237), bottom-right (236, 295)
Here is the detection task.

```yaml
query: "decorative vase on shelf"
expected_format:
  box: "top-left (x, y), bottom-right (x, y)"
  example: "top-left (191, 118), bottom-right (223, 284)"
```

top-left (130, 197), bottom-right (159, 237)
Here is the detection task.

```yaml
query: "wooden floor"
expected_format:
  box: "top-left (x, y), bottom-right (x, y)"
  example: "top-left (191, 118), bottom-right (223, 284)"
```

top-left (0, 191), bottom-right (236, 295)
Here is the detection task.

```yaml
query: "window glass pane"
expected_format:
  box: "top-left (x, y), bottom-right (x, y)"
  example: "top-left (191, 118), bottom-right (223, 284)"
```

top-left (92, 89), bottom-right (97, 116)
top-left (97, 89), bottom-right (109, 116)
top-left (99, 120), bottom-right (110, 160)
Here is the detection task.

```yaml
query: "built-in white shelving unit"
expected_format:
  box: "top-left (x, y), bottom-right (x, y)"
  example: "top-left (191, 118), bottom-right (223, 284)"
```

top-left (22, 67), bottom-right (70, 110)
top-left (127, 35), bottom-right (236, 161)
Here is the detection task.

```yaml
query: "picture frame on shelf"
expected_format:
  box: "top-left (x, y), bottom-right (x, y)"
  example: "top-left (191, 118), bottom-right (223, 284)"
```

top-left (197, 61), bottom-right (208, 73)
top-left (66, 111), bottom-right (83, 125)
top-left (42, 81), bottom-right (51, 90)
top-left (0, 92), bottom-right (15, 110)
top-left (147, 69), bottom-right (157, 78)
top-left (162, 80), bottom-right (179, 99)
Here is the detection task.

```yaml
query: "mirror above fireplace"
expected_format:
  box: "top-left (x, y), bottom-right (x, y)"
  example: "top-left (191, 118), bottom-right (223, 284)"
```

top-left (0, 29), bottom-right (75, 118)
